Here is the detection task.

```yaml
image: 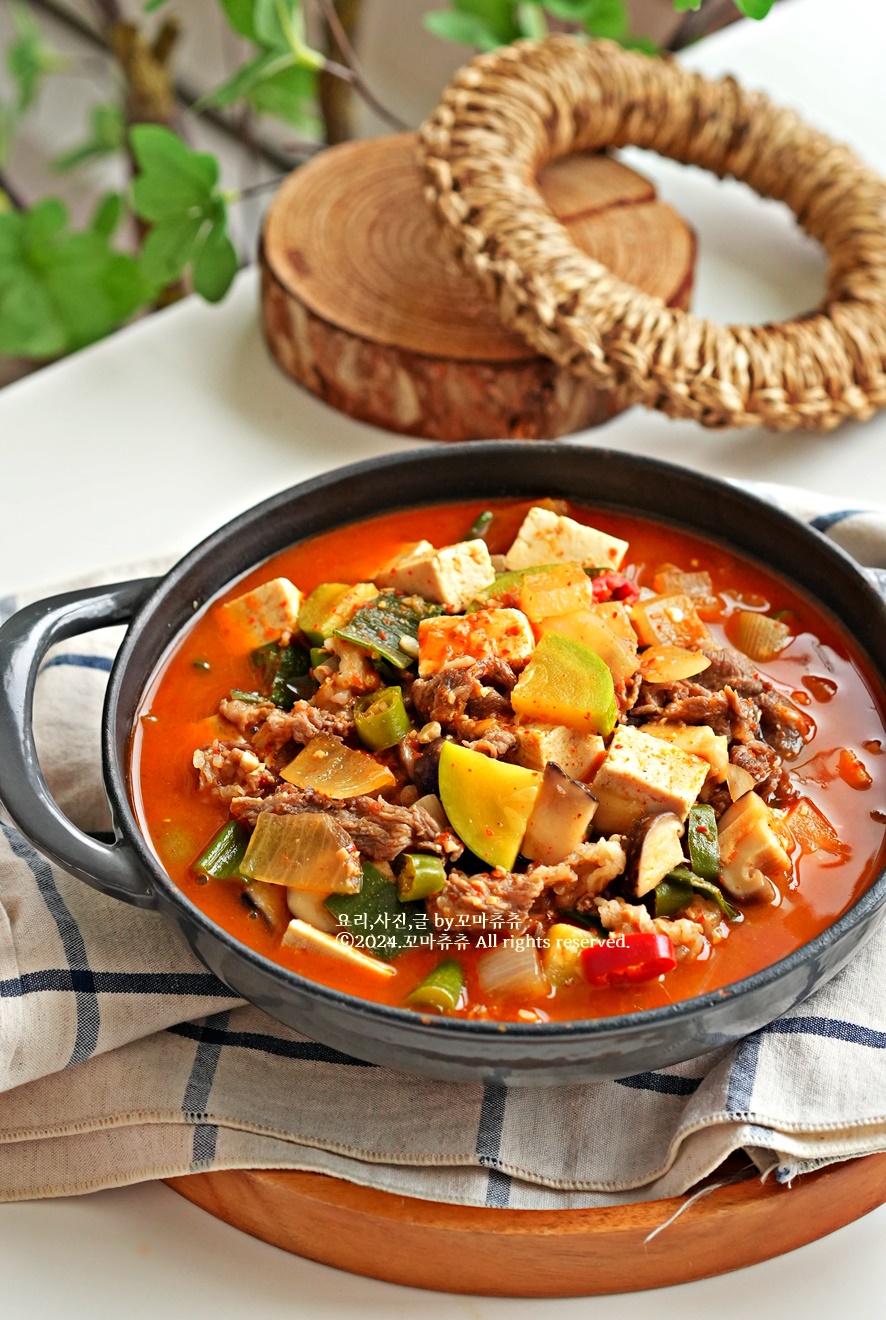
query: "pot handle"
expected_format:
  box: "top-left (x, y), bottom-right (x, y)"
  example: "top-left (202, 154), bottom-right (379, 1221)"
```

top-left (0, 578), bottom-right (160, 908)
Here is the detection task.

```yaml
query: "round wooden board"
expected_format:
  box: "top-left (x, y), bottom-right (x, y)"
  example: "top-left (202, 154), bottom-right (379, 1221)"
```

top-left (260, 133), bottom-right (696, 441)
top-left (165, 1152), bottom-right (886, 1296)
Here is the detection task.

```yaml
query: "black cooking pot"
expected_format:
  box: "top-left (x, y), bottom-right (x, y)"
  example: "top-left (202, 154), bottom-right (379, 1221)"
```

top-left (1, 445), bottom-right (885, 1086)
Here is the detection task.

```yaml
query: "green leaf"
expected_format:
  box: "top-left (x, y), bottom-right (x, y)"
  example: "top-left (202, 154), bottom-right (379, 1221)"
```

top-left (140, 214), bottom-right (204, 285)
top-left (52, 102), bottom-right (125, 172)
top-left (192, 219), bottom-right (239, 302)
top-left (199, 51), bottom-right (290, 111)
top-left (578, 0), bottom-right (628, 39)
top-left (672, 0), bottom-right (701, 10)
top-left (456, 0), bottom-right (521, 41)
top-left (219, 0), bottom-right (261, 40)
top-left (129, 125), bottom-right (239, 305)
top-left (423, 9), bottom-right (502, 48)
top-left (130, 125), bottom-right (219, 222)
top-left (7, 3), bottom-right (64, 114)
top-left (25, 197), bottom-right (66, 245)
top-left (247, 61), bottom-right (318, 127)
top-left (253, 0), bottom-right (293, 51)
top-left (143, 0), bottom-right (170, 10)
top-left (621, 33), bottom-right (659, 53)
top-left (0, 199), bottom-right (151, 357)
top-left (543, 0), bottom-right (591, 15)
top-left (516, 3), bottom-right (548, 39)
top-left (90, 191), bottom-right (124, 239)
top-left (735, 0), bottom-right (775, 17)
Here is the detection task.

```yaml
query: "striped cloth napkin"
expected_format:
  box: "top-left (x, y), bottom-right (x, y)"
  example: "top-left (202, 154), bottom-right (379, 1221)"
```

top-left (1, 488), bottom-right (885, 1209)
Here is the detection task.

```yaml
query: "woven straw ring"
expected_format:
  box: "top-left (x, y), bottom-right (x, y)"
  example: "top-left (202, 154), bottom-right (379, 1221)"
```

top-left (419, 37), bottom-right (886, 432)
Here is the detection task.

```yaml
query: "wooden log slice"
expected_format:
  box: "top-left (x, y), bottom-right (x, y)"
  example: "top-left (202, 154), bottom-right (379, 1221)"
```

top-left (260, 133), bottom-right (695, 441)
top-left (165, 1151), bottom-right (886, 1296)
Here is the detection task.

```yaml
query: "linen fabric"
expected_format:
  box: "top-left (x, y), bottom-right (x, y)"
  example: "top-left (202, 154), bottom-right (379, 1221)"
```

top-left (1, 493), bottom-right (885, 1209)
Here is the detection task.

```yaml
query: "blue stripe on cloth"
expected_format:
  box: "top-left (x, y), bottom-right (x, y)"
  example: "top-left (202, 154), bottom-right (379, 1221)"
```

top-left (476, 1083), bottom-right (510, 1207)
top-left (0, 823), bottom-right (100, 1067)
top-left (167, 1021), bottom-right (372, 1067)
top-left (41, 653), bottom-right (114, 673)
top-left (809, 509), bottom-right (866, 532)
top-left (0, 968), bottom-right (237, 999)
top-left (763, 1016), bottom-right (886, 1049)
top-left (183, 1010), bottom-right (230, 1169)
top-left (726, 1032), bottom-right (763, 1115)
top-left (616, 1071), bottom-right (701, 1096)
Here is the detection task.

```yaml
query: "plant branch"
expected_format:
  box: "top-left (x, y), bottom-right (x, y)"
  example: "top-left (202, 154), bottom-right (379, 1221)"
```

top-left (313, 0), bottom-right (408, 132)
top-left (0, 168), bottom-right (26, 210)
top-left (28, 0), bottom-right (306, 171)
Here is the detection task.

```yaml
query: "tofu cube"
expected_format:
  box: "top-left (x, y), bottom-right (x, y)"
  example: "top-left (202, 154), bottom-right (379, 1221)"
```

top-left (590, 725), bottom-right (708, 834)
top-left (222, 578), bottom-right (302, 649)
top-left (505, 506), bottom-right (629, 572)
top-left (643, 723), bottom-right (729, 783)
top-left (417, 608), bottom-right (535, 678)
top-left (374, 541), bottom-right (434, 589)
top-left (630, 593), bottom-right (711, 649)
top-left (512, 724), bottom-right (605, 779)
top-left (378, 539), bottom-right (495, 611)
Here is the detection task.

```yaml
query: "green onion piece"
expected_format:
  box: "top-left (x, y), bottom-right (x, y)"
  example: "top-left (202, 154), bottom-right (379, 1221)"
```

top-left (229, 688), bottom-right (267, 704)
top-left (406, 959), bottom-right (465, 1012)
top-left (666, 866), bottom-right (740, 922)
top-left (687, 804), bottom-right (720, 881)
top-left (251, 642), bottom-right (280, 682)
top-left (654, 874), bottom-right (693, 918)
top-left (194, 821), bottom-right (249, 879)
top-left (310, 646), bottom-right (329, 670)
top-left (466, 510), bottom-right (493, 541)
top-left (270, 643), bottom-right (314, 709)
top-left (325, 862), bottom-right (432, 960)
top-left (354, 686), bottom-right (410, 751)
top-left (193, 658), bottom-right (211, 671)
top-left (335, 594), bottom-right (444, 670)
top-left (396, 853), bottom-right (446, 900)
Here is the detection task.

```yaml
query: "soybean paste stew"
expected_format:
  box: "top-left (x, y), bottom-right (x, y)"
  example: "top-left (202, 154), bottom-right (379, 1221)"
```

top-left (132, 500), bottom-right (886, 1021)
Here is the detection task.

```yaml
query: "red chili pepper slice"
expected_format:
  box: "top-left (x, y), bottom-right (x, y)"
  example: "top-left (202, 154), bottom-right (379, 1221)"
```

top-left (580, 932), bottom-right (677, 987)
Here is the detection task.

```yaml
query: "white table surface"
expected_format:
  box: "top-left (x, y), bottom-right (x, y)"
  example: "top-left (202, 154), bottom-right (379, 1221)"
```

top-left (2, 0), bottom-right (886, 1313)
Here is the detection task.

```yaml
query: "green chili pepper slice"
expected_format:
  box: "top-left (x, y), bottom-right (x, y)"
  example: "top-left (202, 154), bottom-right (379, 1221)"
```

top-left (654, 874), bottom-right (694, 918)
top-left (687, 804), bottom-right (720, 881)
top-left (666, 866), bottom-right (740, 922)
top-left (406, 959), bottom-right (465, 1012)
top-left (466, 510), bottom-right (493, 541)
top-left (194, 821), bottom-right (249, 879)
top-left (397, 853), bottom-right (446, 901)
top-left (354, 686), bottom-right (410, 751)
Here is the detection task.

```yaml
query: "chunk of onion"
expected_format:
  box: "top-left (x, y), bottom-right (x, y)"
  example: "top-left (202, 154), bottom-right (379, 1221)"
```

top-left (786, 797), bottom-right (847, 857)
top-left (477, 937), bottom-right (548, 1001)
top-left (240, 812), bottom-right (362, 892)
top-left (733, 611), bottom-right (791, 663)
top-left (652, 568), bottom-right (718, 612)
top-left (640, 644), bottom-right (711, 684)
top-left (413, 793), bottom-right (449, 830)
top-left (280, 732), bottom-right (396, 798)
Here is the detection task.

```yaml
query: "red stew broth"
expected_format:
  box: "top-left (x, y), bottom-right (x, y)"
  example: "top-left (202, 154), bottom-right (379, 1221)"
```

top-left (130, 499), bottom-right (886, 1022)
